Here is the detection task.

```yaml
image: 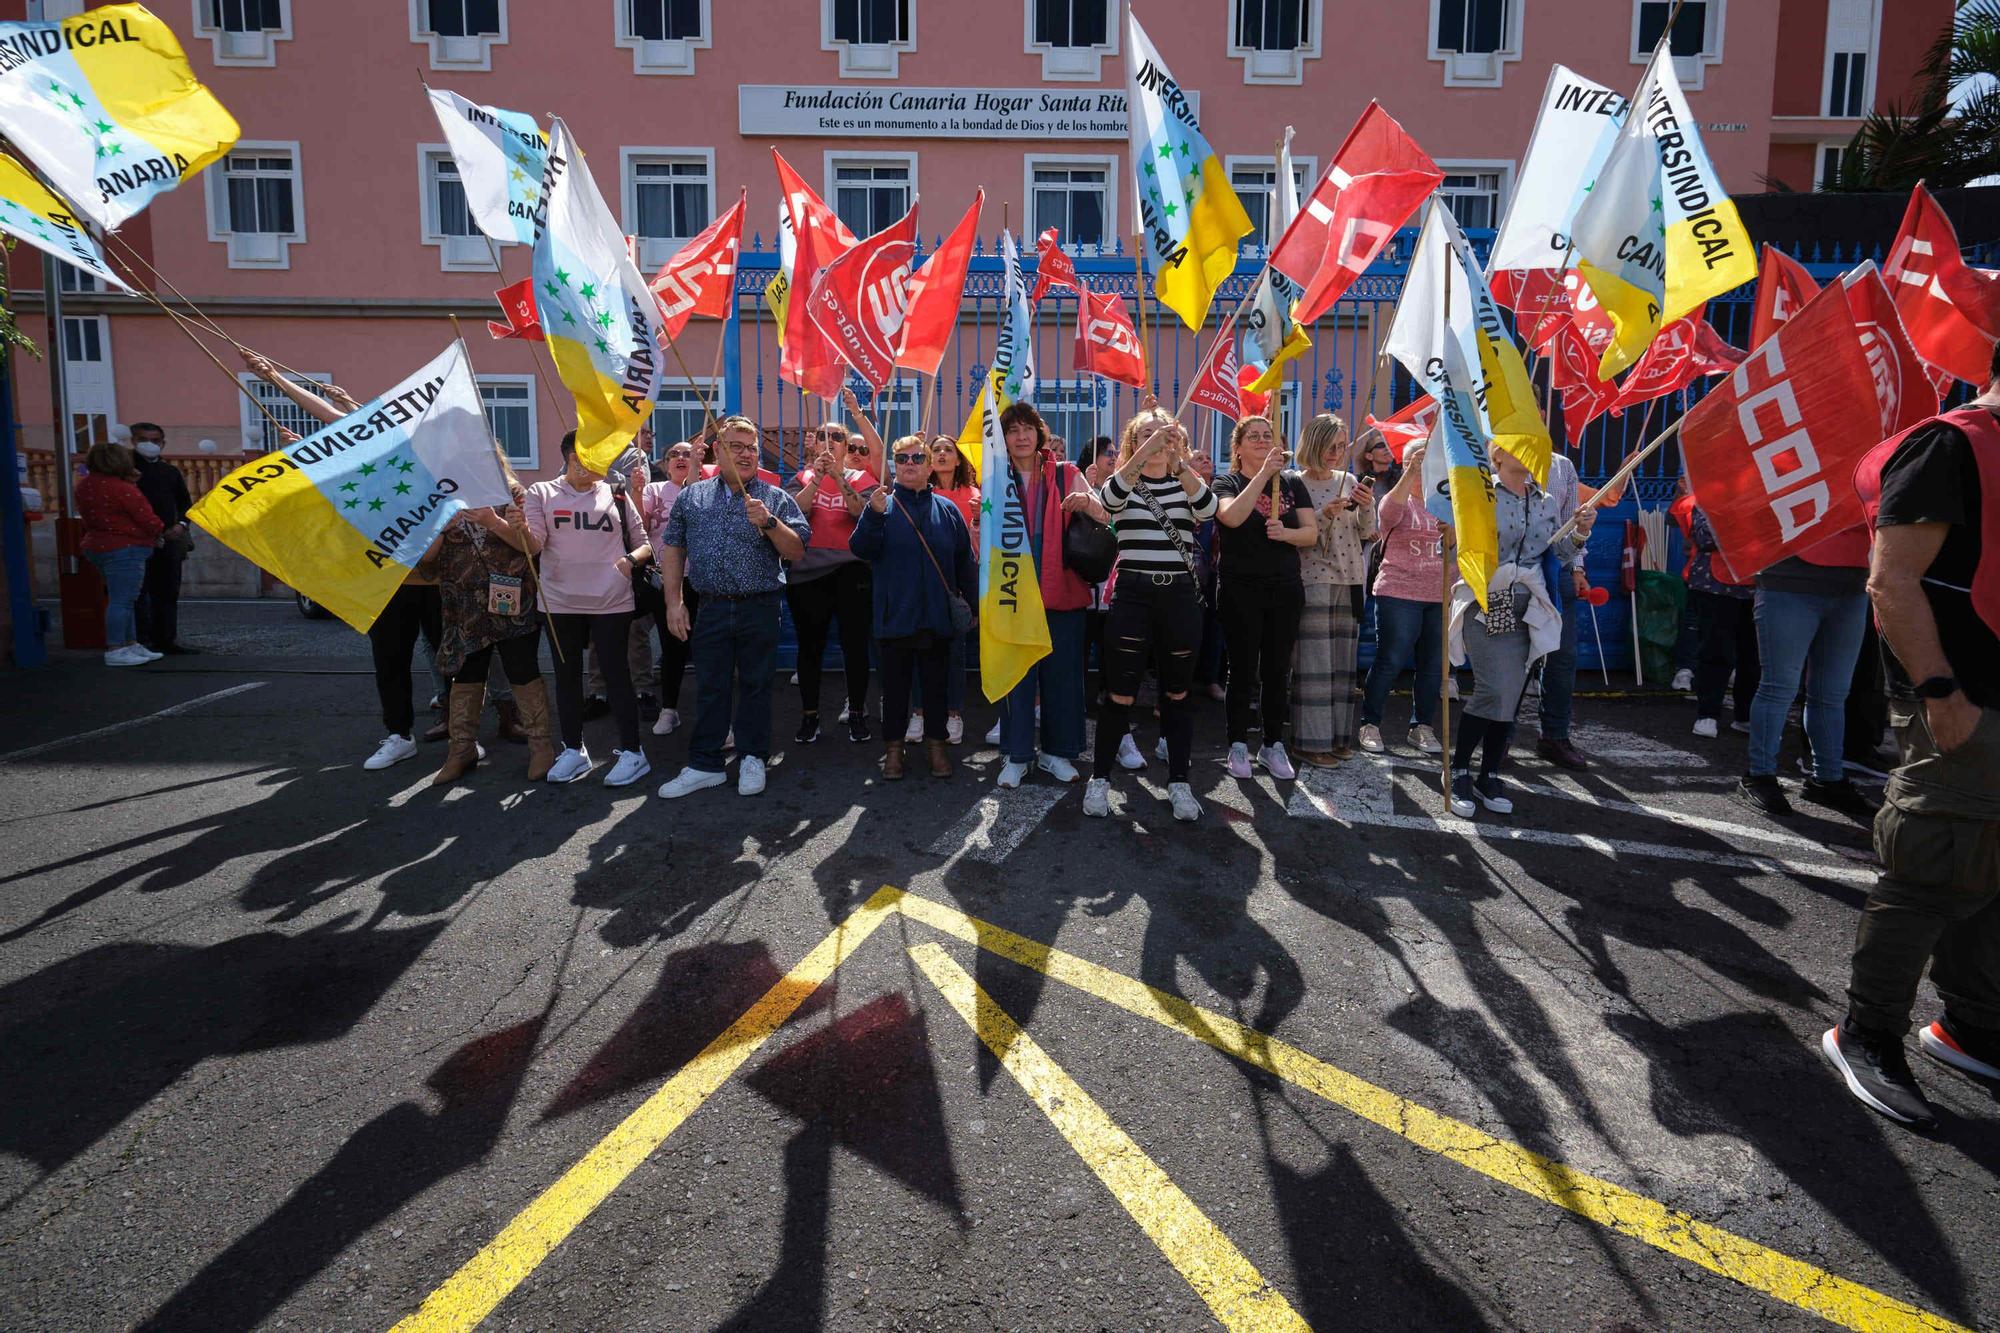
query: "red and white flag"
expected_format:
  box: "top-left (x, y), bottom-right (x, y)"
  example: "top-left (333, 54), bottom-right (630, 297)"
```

top-left (895, 190), bottom-right (983, 375)
top-left (487, 277), bottom-right (543, 341)
top-left (806, 200), bottom-right (919, 391)
top-left (1550, 321), bottom-right (1622, 427)
top-left (774, 149), bottom-right (857, 399)
top-left (1681, 282), bottom-right (1882, 579)
top-left (1884, 183), bottom-right (2000, 385)
top-left (1842, 260), bottom-right (1941, 438)
top-left (1603, 314), bottom-right (1743, 419)
top-left (649, 189), bottom-right (745, 339)
top-left (1749, 244), bottom-right (1820, 351)
top-left (1363, 395), bottom-right (1438, 462)
top-left (1186, 324), bottom-right (1243, 418)
top-left (1269, 102), bottom-right (1442, 325)
top-left (1032, 226), bottom-right (1081, 304)
top-left (1072, 287), bottom-right (1146, 389)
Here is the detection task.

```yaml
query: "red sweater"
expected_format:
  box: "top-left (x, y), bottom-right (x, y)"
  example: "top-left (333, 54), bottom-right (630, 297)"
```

top-left (76, 472), bottom-right (164, 554)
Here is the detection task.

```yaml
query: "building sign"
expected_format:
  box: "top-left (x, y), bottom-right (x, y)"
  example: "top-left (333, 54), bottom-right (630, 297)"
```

top-left (739, 84), bottom-right (1192, 139)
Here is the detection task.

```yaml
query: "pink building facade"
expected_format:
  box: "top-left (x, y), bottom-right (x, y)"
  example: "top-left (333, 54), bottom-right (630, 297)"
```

top-left (6, 0), bottom-right (1949, 490)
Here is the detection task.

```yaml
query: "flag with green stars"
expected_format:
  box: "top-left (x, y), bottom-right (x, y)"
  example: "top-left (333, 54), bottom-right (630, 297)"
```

top-left (1123, 9), bottom-right (1252, 330)
top-left (0, 149), bottom-right (125, 288)
top-left (189, 341), bottom-right (511, 632)
top-left (0, 4), bottom-right (238, 231)
top-left (426, 87), bottom-right (545, 247)
top-left (533, 118), bottom-right (665, 474)
top-left (1571, 48), bottom-right (1671, 382)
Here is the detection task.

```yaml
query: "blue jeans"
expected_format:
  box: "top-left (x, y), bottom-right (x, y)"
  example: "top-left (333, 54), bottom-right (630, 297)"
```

top-left (1538, 591), bottom-right (1581, 741)
top-left (687, 592), bottom-right (782, 772)
top-left (88, 546), bottom-right (149, 645)
top-left (1360, 595), bottom-right (1441, 729)
top-left (1000, 609), bottom-right (1086, 762)
top-left (1749, 586), bottom-right (1869, 781)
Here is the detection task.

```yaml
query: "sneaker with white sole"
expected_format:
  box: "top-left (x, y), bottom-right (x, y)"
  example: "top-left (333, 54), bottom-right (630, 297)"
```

top-left (1920, 1016), bottom-right (2000, 1083)
top-left (738, 755), bottom-right (767, 796)
top-left (135, 645), bottom-right (164, 662)
top-left (986, 719), bottom-right (1002, 746)
top-left (997, 760), bottom-right (1028, 789)
top-left (651, 708), bottom-right (680, 736)
top-left (1257, 743), bottom-right (1296, 780)
top-left (1671, 668), bottom-right (1694, 692)
top-left (657, 765), bottom-right (726, 799)
top-left (1410, 724), bottom-right (1442, 755)
top-left (104, 644), bottom-right (152, 667)
top-left (838, 701), bottom-right (851, 724)
top-left (1446, 677), bottom-right (1460, 700)
top-left (1822, 1023), bottom-right (1936, 1127)
top-left (1472, 774), bottom-right (1513, 814)
top-left (1082, 777), bottom-right (1111, 817)
top-left (1038, 753), bottom-right (1079, 783)
top-left (1155, 736), bottom-right (1168, 761)
top-left (363, 734), bottom-right (420, 770)
top-left (1448, 771), bottom-right (1477, 818)
top-left (1729, 720), bottom-right (1751, 734)
top-left (904, 715), bottom-right (924, 743)
top-left (1692, 717), bottom-right (1719, 738)
top-left (1116, 733), bottom-right (1146, 770)
top-left (1226, 742), bottom-right (1253, 778)
top-left (947, 716), bottom-right (964, 745)
top-left (1357, 724), bottom-right (1385, 754)
top-left (604, 749), bottom-right (652, 787)
top-left (1168, 782), bottom-right (1202, 822)
top-left (546, 746), bottom-right (593, 783)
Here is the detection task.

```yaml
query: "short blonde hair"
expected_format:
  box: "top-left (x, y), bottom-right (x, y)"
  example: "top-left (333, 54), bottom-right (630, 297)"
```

top-left (713, 414), bottom-right (760, 442)
top-left (1295, 412), bottom-right (1348, 474)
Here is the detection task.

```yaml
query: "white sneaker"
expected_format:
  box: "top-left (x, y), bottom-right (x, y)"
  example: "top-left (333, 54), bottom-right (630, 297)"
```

top-left (1168, 782), bottom-right (1202, 822)
top-left (363, 733), bottom-right (419, 770)
top-left (790, 672), bottom-right (800, 686)
top-left (604, 749), bottom-right (652, 787)
top-left (904, 715), bottom-right (924, 743)
top-left (838, 701), bottom-right (851, 724)
top-left (651, 708), bottom-right (680, 736)
top-left (997, 760), bottom-right (1028, 789)
top-left (135, 645), bottom-right (164, 661)
top-left (546, 746), bottom-right (593, 783)
top-left (1083, 777), bottom-right (1111, 817)
top-left (1038, 753), bottom-right (1079, 783)
top-left (947, 715), bottom-right (964, 745)
top-left (1117, 733), bottom-right (1146, 770)
top-left (1671, 668), bottom-right (1695, 692)
top-left (103, 644), bottom-right (151, 667)
top-left (985, 719), bottom-right (1002, 746)
top-left (1410, 725), bottom-right (1442, 755)
top-left (1357, 724), bottom-right (1385, 754)
top-left (737, 755), bottom-right (767, 796)
top-left (657, 765), bottom-right (726, 799)
top-left (1257, 743), bottom-right (1297, 781)
top-left (1155, 736), bottom-right (1168, 761)
top-left (1730, 720), bottom-right (1752, 734)
top-left (1692, 717), bottom-right (1719, 739)
top-left (1227, 742), bottom-right (1253, 779)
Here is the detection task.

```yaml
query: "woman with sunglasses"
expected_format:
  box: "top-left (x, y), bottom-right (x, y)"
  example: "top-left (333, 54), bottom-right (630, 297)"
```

top-left (907, 434), bottom-right (980, 746)
top-left (785, 388), bottom-right (884, 745)
top-left (1083, 409), bottom-right (1215, 822)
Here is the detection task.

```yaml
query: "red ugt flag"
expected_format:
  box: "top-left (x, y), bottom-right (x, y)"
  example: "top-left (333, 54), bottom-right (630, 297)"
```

top-left (1749, 244), bottom-right (1820, 351)
top-left (649, 189), bottom-right (745, 340)
top-left (1680, 283), bottom-right (1882, 579)
top-left (775, 149), bottom-right (857, 399)
top-left (895, 190), bottom-right (983, 375)
top-left (1363, 395), bottom-right (1438, 462)
top-left (1605, 314), bottom-right (1743, 419)
top-left (806, 201), bottom-right (919, 391)
top-left (1270, 102), bottom-right (1442, 325)
top-left (487, 277), bottom-right (543, 341)
top-left (1186, 323), bottom-right (1243, 418)
top-left (1072, 288), bottom-right (1146, 389)
top-left (1032, 226), bottom-right (1081, 304)
top-left (1884, 183), bottom-right (2000, 385)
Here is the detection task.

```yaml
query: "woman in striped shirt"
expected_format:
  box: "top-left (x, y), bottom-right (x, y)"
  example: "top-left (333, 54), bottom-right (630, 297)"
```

top-left (1084, 409), bottom-right (1218, 823)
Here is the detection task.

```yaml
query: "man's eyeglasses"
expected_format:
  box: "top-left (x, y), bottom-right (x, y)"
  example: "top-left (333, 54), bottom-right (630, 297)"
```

top-left (893, 451), bottom-right (928, 464)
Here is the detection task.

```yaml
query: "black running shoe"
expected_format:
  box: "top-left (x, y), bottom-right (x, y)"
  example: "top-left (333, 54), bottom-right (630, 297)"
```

top-left (848, 712), bottom-right (873, 743)
top-left (1736, 774), bottom-right (1795, 817)
top-left (795, 712), bottom-right (821, 745)
top-left (1822, 1022), bottom-right (1936, 1127)
top-left (1801, 777), bottom-right (1881, 821)
top-left (1921, 1014), bottom-right (2000, 1083)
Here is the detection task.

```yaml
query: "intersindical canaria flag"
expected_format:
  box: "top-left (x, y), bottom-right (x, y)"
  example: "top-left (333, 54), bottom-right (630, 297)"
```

top-left (190, 342), bottom-right (511, 633)
top-left (425, 87), bottom-right (545, 247)
top-left (0, 3), bottom-right (237, 230)
top-left (1125, 9), bottom-right (1252, 330)
top-left (0, 150), bottom-right (125, 288)
top-left (1240, 126), bottom-right (1311, 394)
top-left (956, 229), bottom-right (1035, 479)
top-left (1571, 67), bottom-right (1667, 382)
top-left (533, 118), bottom-right (665, 475)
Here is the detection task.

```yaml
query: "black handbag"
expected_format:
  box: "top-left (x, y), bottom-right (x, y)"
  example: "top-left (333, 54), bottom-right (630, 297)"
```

top-left (1056, 464), bottom-right (1117, 583)
top-left (612, 490), bottom-right (665, 616)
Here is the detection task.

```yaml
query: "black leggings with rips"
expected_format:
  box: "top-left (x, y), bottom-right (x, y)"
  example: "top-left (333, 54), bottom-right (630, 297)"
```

top-left (551, 612), bottom-right (640, 752)
top-left (1094, 573), bottom-right (1203, 781)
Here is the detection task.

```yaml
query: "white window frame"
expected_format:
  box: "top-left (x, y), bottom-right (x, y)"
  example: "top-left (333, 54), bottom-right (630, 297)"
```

top-left (1223, 153), bottom-right (1318, 255)
top-left (1033, 378), bottom-right (1118, 454)
top-left (1821, 0), bottom-right (1880, 119)
top-left (1814, 140), bottom-right (1850, 191)
top-left (205, 141), bottom-right (305, 270)
top-left (1022, 0), bottom-right (1117, 81)
top-left (411, 0), bottom-right (508, 72)
top-left (824, 152), bottom-right (917, 236)
top-left (1433, 158), bottom-right (1515, 233)
top-left (31, 2), bottom-right (87, 17)
top-left (190, 0), bottom-right (292, 67)
top-left (652, 379), bottom-right (721, 453)
top-left (1024, 153), bottom-right (1118, 255)
top-left (821, 0), bottom-right (917, 79)
top-left (1225, 0), bottom-right (1322, 86)
top-left (1426, 0), bottom-right (1523, 88)
top-left (622, 147), bottom-right (717, 270)
top-left (1630, 0), bottom-right (1725, 90)
top-left (613, 0), bottom-right (712, 74)
top-left (478, 375), bottom-right (539, 470)
top-left (416, 145), bottom-right (496, 273)
top-left (237, 370), bottom-right (332, 454)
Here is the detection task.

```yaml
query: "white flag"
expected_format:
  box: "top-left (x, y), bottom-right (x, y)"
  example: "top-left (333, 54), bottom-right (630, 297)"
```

top-left (1489, 64), bottom-right (1625, 275)
top-left (426, 88), bottom-right (545, 246)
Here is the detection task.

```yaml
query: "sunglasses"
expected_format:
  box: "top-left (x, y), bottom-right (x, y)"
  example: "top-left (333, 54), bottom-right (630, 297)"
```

top-left (844, 441), bottom-right (870, 453)
top-left (893, 451), bottom-right (928, 464)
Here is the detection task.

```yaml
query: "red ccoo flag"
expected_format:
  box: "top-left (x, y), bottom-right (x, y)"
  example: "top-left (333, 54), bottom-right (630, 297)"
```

top-left (1749, 244), bottom-right (1820, 351)
top-left (1363, 395), bottom-right (1438, 462)
top-left (1842, 260), bottom-right (1941, 438)
top-left (895, 190), bottom-right (982, 375)
top-left (807, 200), bottom-right (919, 391)
top-left (1185, 323), bottom-right (1243, 418)
top-left (1032, 226), bottom-right (1081, 304)
top-left (1269, 102), bottom-right (1442, 325)
top-left (649, 188), bottom-right (745, 340)
top-left (1072, 287), bottom-right (1146, 389)
top-left (774, 149), bottom-right (856, 399)
top-left (487, 277), bottom-right (543, 342)
top-left (1884, 183), bottom-right (2000, 385)
top-left (1681, 282), bottom-right (1882, 579)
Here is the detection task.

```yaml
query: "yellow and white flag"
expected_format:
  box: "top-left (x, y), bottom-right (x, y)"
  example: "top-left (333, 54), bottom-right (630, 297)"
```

top-left (0, 149), bottom-right (125, 288)
top-left (1570, 56), bottom-right (1667, 381)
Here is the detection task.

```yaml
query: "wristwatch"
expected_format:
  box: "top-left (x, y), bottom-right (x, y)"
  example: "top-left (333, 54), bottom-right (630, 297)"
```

top-left (1914, 675), bottom-right (1959, 700)
top-left (760, 515), bottom-right (779, 531)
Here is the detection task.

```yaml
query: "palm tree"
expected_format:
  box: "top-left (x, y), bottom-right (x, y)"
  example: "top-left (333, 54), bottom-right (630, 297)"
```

top-left (1824, 0), bottom-right (2000, 191)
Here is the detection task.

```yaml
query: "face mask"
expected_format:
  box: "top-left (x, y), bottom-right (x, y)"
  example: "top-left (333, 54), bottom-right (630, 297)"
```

top-left (136, 441), bottom-right (162, 460)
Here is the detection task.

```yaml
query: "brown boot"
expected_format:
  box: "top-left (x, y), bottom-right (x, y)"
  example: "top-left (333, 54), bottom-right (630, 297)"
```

top-left (512, 678), bottom-right (557, 781)
top-left (495, 697), bottom-right (528, 744)
top-left (883, 741), bottom-right (905, 780)
top-left (926, 738), bottom-right (952, 778)
top-left (432, 683), bottom-right (485, 785)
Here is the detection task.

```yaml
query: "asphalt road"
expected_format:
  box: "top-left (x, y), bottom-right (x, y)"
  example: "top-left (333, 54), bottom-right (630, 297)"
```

top-left (1, 601), bottom-right (1995, 1332)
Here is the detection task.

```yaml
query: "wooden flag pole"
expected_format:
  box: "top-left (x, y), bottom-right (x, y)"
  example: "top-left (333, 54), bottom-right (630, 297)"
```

top-left (1548, 414), bottom-right (1685, 549)
top-left (1438, 222), bottom-right (1456, 801)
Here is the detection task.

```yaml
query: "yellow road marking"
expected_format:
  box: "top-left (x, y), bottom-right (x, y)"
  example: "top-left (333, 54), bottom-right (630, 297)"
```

top-left (907, 943), bottom-right (1309, 1333)
top-left (888, 888), bottom-right (1971, 1333)
top-left (390, 886), bottom-right (903, 1333)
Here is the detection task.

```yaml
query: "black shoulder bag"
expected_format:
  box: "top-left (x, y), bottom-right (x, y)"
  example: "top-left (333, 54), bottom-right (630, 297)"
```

top-left (611, 489), bottom-right (665, 616)
top-left (1056, 462), bottom-right (1117, 583)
